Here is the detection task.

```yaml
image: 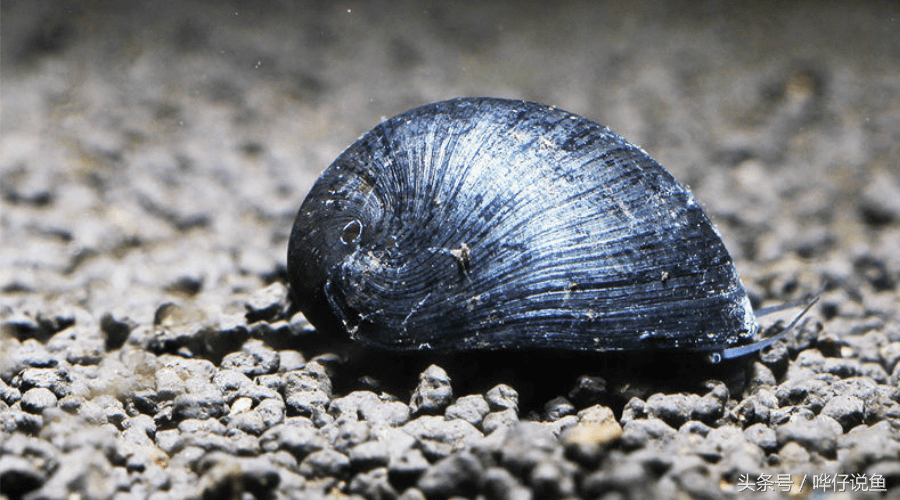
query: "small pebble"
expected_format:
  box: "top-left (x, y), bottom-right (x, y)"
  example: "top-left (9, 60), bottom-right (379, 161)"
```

top-left (329, 390), bottom-right (381, 422)
top-left (530, 459), bottom-right (577, 498)
top-left (486, 384), bottom-right (518, 412)
top-left (11, 410), bottom-right (43, 434)
top-left (496, 422), bottom-right (558, 476)
top-left (711, 430), bottom-right (767, 479)
top-left (212, 369), bottom-right (252, 396)
top-left (620, 418), bottom-right (677, 449)
top-left (151, 302), bottom-right (212, 350)
top-left (544, 414), bottom-right (579, 437)
top-left (820, 394), bottom-right (865, 431)
top-left (248, 318), bottom-right (293, 338)
top-left (54, 325), bottom-right (104, 366)
top-left (227, 408), bottom-right (264, 436)
top-left (285, 389), bottom-right (330, 422)
top-left (347, 467), bottom-right (396, 500)
top-left (388, 448), bottom-right (431, 490)
top-left (57, 394), bottom-right (86, 414)
top-left (260, 417), bottom-right (324, 459)
top-left (664, 453), bottom-right (720, 498)
top-left (228, 398), bottom-right (253, 417)
top-left (822, 357), bottom-right (864, 378)
top-left (12, 339), bottom-right (56, 368)
top-left (743, 422), bottom-right (778, 452)
top-left (99, 313), bottom-right (134, 351)
top-left (94, 398), bottom-right (125, 428)
top-left (187, 428), bottom-right (260, 456)
top-left (196, 453), bottom-right (280, 500)
top-left (758, 339), bottom-right (790, 369)
top-left (245, 282), bottom-right (289, 322)
top-left (401, 416), bottom-right (482, 461)
top-left (255, 374), bottom-right (285, 392)
top-left (179, 418), bottom-right (227, 437)
top-left (482, 467), bottom-right (532, 500)
top-left (860, 362), bottom-right (889, 382)
top-left (409, 365), bottom-right (453, 416)
top-left (26, 448), bottom-right (116, 500)
top-left (542, 396), bottom-right (575, 421)
top-left (776, 414), bottom-right (843, 456)
top-left (122, 415), bottom-right (157, 446)
top-left (20, 388), bottom-right (57, 414)
top-left (482, 408), bottom-right (519, 434)
top-left (349, 440), bottom-right (391, 470)
top-left (620, 397), bottom-right (647, 424)
top-left (35, 310), bottom-right (77, 337)
top-left (378, 427), bottom-right (416, 459)
top-left (567, 375), bottom-right (607, 408)
top-left (562, 405), bottom-right (623, 465)
top-left (778, 441), bottom-right (811, 470)
top-left (220, 340), bottom-right (280, 377)
top-left (735, 389), bottom-right (778, 425)
top-left (0, 378), bottom-right (22, 406)
top-left (277, 350), bottom-right (306, 372)
top-left (775, 375), bottom-right (831, 411)
top-left (154, 429), bottom-right (183, 455)
top-left (161, 355), bottom-right (217, 380)
top-left (445, 395), bottom-right (490, 427)
top-left (417, 452), bottom-right (482, 499)
top-left (77, 401), bottom-right (108, 425)
top-left (172, 387), bottom-right (227, 421)
top-left (582, 456), bottom-right (648, 497)
top-left (154, 368), bottom-right (186, 401)
top-left (679, 420), bottom-right (713, 441)
top-left (837, 421), bottom-right (900, 471)
top-left (333, 420), bottom-right (371, 452)
top-left (397, 487), bottom-right (428, 500)
top-left (0, 455), bottom-right (45, 499)
top-left (363, 400), bottom-right (411, 427)
top-left (19, 368), bottom-right (69, 397)
top-left (238, 382), bottom-right (281, 402)
top-left (749, 361), bottom-right (777, 387)
top-left (299, 449), bottom-right (350, 479)
top-left (2, 313), bottom-right (49, 342)
top-left (645, 384), bottom-right (725, 427)
top-left (255, 397), bottom-right (286, 425)
top-left (284, 362), bottom-right (332, 397)
top-left (859, 169), bottom-right (900, 225)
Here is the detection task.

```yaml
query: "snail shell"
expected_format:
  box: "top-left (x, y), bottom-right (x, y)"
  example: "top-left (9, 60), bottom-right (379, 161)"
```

top-left (288, 97), bottom-right (763, 360)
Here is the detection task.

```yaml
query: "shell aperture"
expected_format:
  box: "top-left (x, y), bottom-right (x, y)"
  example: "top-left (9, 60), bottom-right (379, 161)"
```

top-left (288, 97), bottom-right (761, 357)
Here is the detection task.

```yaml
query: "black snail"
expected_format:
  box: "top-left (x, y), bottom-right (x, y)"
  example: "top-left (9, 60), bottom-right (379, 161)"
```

top-left (287, 97), bottom-right (813, 363)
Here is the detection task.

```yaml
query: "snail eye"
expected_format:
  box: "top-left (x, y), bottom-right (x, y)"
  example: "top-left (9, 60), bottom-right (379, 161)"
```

top-left (340, 219), bottom-right (363, 245)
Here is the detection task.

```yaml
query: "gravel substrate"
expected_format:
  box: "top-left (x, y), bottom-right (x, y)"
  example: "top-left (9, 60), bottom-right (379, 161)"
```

top-left (2, 2), bottom-right (900, 499)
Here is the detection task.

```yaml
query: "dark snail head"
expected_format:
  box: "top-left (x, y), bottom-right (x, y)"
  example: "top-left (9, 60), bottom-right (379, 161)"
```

top-left (288, 97), bottom-right (798, 361)
top-left (288, 157), bottom-right (385, 334)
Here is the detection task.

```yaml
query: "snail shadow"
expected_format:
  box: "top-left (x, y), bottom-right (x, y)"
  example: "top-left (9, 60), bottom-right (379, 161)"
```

top-left (265, 324), bottom-right (755, 414)
top-left (329, 344), bottom-right (755, 415)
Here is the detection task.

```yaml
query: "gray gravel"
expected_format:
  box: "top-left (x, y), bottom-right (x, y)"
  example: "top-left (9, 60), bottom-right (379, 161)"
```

top-left (2, 1), bottom-right (900, 499)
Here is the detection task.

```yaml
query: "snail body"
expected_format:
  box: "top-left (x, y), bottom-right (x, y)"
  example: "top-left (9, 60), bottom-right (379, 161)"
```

top-left (288, 98), bottom-right (767, 360)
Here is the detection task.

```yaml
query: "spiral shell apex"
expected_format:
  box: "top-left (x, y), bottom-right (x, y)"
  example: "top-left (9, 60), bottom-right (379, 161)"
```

top-left (288, 97), bottom-right (763, 359)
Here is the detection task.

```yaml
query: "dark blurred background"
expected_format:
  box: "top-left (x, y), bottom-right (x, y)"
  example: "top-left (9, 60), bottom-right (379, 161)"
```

top-left (2, 0), bottom-right (899, 322)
